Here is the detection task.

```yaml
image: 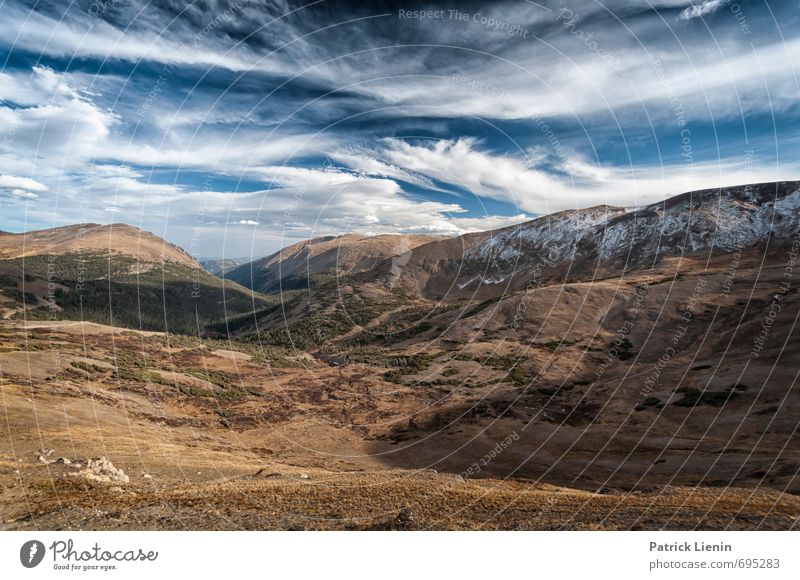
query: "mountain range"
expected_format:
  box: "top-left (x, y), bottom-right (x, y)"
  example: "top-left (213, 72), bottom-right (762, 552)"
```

top-left (3, 181), bottom-right (799, 341)
top-left (2, 180), bottom-right (799, 529)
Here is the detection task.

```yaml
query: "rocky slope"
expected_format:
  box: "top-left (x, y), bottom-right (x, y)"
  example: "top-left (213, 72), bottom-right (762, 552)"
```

top-left (366, 181), bottom-right (800, 299)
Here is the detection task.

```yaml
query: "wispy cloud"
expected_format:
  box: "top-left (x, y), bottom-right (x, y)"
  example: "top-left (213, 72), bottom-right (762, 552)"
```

top-left (1, 0), bottom-right (798, 256)
top-left (336, 137), bottom-right (799, 213)
top-left (0, 175), bottom-right (49, 193)
top-left (679, 0), bottom-right (727, 21)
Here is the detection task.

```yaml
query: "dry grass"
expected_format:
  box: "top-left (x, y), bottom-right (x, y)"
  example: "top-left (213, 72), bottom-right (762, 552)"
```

top-left (1, 319), bottom-right (798, 531)
top-left (5, 467), bottom-right (798, 531)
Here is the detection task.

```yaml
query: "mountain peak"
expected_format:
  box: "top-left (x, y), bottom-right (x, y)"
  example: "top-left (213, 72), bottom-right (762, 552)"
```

top-left (0, 222), bottom-right (199, 267)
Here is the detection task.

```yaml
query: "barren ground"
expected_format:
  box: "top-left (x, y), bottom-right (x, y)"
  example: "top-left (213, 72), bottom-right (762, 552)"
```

top-left (1, 310), bottom-right (798, 530)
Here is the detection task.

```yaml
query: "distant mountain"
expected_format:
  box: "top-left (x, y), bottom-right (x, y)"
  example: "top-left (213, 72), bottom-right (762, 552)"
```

top-left (226, 233), bottom-right (445, 293)
top-left (222, 180), bottom-right (800, 348)
top-left (0, 223), bottom-right (271, 333)
top-left (201, 258), bottom-right (242, 276)
top-left (0, 223), bottom-right (197, 267)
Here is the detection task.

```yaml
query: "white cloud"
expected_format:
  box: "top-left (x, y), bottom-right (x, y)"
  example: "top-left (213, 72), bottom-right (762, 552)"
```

top-left (0, 67), bottom-right (118, 177)
top-left (679, 0), bottom-right (727, 21)
top-left (6, 0), bottom-right (792, 128)
top-left (0, 174), bottom-right (49, 200)
top-left (0, 3), bottom-right (269, 75)
top-left (335, 138), bottom-right (604, 213)
top-left (335, 137), bottom-right (800, 215)
top-left (7, 190), bottom-right (39, 199)
top-left (101, 133), bottom-right (337, 172)
top-left (148, 164), bottom-right (531, 254)
top-left (348, 21), bottom-right (800, 124)
top-left (0, 65), bottom-right (336, 194)
top-left (0, 175), bottom-right (49, 193)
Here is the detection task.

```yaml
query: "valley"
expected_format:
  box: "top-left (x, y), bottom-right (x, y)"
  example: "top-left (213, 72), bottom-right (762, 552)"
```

top-left (1, 181), bottom-right (799, 530)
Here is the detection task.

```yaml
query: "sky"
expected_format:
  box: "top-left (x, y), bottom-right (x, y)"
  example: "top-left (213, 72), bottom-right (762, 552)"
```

top-left (1, 0), bottom-right (799, 259)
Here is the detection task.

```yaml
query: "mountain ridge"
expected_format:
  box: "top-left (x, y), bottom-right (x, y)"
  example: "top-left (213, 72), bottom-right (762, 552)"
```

top-left (218, 180), bottom-right (800, 349)
top-left (227, 232), bottom-right (447, 293)
top-left (0, 222), bottom-right (199, 268)
top-left (3, 180), bottom-right (798, 337)
top-left (0, 223), bottom-right (271, 333)
top-left (360, 180), bottom-right (800, 299)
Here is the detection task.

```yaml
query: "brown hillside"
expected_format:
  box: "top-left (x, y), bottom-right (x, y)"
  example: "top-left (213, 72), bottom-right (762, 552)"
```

top-left (227, 232), bottom-right (445, 291)
top-left (0, 223), bottom-right (199, 267)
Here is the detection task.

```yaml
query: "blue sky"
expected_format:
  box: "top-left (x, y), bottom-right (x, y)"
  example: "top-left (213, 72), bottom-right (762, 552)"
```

top-left (1, 0), bottom-right (799, 258)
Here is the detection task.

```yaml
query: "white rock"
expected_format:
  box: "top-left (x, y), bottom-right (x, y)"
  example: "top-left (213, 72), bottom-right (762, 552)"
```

top-left (73, 457), bottom-right (129, 485)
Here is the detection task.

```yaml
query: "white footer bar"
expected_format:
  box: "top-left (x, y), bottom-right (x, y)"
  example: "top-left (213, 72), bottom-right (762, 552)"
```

top-left (1, 531), bottom-right (797, 579)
